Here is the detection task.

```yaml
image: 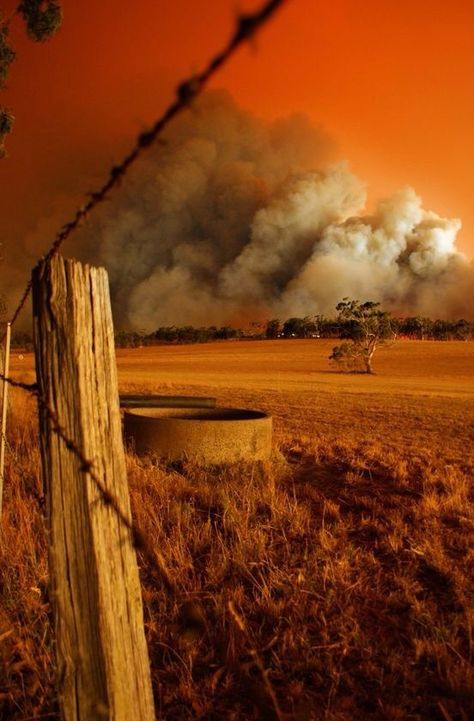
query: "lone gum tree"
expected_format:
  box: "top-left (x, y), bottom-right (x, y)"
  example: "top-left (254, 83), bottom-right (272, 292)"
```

top-left (0, 1), bottom-right (62, 157)
top-left (330, 298), bottom-right (396, 374)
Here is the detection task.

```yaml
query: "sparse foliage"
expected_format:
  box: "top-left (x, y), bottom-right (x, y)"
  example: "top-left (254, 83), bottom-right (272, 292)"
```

top-left (398, 316), bottom-right (433, 340)
top-left (0, 21), bottom-right (15, 86)
top-left (0, 2), bottom-right (63, 155)
top-left (17, 0), bottom-right (62, 42)
top-left (0, 104), bottom-right (13, 132)
top-left (0, 105), bottom-right (14, 158)
top-left (265, 319), bottom-right (281, 339)
top-left (330, 298), bottom-right (396, 373)
top-left (282, 316), bottom-right (319, 338)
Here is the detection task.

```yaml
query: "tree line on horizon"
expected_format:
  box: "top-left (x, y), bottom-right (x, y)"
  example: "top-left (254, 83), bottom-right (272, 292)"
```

top-left (10, 312), bottom-right (474, 349)
top-left (119, 314), bottom-right (473, 346)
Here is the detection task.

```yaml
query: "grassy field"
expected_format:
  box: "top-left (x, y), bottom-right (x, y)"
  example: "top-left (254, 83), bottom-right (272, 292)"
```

top-left (1, 339), bottom-right (473, 720)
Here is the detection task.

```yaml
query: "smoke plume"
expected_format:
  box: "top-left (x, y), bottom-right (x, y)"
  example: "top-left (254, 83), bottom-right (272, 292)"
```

top-left (78, 90), bottom-right (472, 329)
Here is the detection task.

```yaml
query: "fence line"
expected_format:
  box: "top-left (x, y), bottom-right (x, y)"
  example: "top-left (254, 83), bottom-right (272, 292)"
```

top-left (0, 352), bottom-right (176, 597)
top-left (0, 0), bottom-right (288, 586)
top-left (42, 391), bottom-right (176, 594)
top-left (1, 5), bottom-right (288, 712)
top-left (3, 0), bottom-right (287, 338)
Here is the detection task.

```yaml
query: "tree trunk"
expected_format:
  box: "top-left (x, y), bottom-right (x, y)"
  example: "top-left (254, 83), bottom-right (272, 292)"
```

top-left (364, 342), bottom-right (376, 374)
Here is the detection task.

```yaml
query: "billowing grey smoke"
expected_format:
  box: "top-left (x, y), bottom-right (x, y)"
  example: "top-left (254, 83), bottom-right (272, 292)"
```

top-left (82, 90), bottom-right (472, 329)
top-left (279, 187), bottom-right (471, 320)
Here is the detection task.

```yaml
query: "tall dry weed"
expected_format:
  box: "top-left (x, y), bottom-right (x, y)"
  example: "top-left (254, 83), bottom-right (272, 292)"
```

top-left (0, 391), bottom-right (56, 719)
top-left (0, 388), bottom-right (472, 720)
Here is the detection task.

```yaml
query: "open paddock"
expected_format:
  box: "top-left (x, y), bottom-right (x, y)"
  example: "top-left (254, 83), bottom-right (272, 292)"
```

top-left (2, 339), bottom-right (474, 720)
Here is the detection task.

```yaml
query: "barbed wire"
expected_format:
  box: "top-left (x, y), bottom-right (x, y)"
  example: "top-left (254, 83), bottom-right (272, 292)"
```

top-left (0, 367), bottom-right (176, 592)
top-left (1, 0), bottom-right (288, 600)
top-left (0, 372), bottom-right (37, 393)
top-left (1, 5), bottom-right (288, 708)
top-left (3, 0), bottom-right (287, 338)
top-left (38, 394), bottom-right (177, 595)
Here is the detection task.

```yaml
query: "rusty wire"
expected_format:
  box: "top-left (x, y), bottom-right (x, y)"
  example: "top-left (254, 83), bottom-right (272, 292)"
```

top-left (0, 372), bottom-right (37, 393)
top-left (1, 0), bottom-right (287, 592)
top-left (38, 395), bottom-right (177, 595)
top-left (4, 0), bottom-right (287, 336)
top-left (0, 0), bottom-right (290, 687)
top-left (1, 367), bottom-right (176, 593)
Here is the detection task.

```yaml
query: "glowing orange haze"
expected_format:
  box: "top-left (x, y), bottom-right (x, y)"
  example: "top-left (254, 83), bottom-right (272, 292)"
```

top-left (1, 0), bottom-right (473, 276)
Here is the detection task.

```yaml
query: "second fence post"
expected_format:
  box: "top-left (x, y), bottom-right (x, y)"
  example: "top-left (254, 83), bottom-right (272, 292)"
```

top-left (0, 321), bottom-right (11, 516)
top-left (32, 255), bottom-right (155, 721)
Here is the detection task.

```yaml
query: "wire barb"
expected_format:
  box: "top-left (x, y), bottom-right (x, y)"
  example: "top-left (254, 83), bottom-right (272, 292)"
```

top-left (0, 0), bottom-right (288, 610)
top-left (36, 389), bottom-right (177, 595)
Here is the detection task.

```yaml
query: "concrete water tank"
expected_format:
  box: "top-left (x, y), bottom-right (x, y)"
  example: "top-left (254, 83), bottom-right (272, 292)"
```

top-left (124, 407), bottom-right (272, 464)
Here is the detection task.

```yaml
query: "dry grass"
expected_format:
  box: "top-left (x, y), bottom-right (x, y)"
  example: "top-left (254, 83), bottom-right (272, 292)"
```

top-left (0, 392), bottom-right (55, 720)
top-left (1, 341), bottom-right (473, 720)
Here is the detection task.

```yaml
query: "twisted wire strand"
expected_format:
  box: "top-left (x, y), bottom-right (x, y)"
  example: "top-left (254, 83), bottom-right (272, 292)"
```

top-left (0, 369), bottom-right (176, 592)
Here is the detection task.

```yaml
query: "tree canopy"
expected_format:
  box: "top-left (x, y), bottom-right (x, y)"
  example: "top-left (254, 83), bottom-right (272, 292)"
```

top-left (329, 298), bottom-right (396, 374)
top-left (0, 1), bottom-right (63, 156)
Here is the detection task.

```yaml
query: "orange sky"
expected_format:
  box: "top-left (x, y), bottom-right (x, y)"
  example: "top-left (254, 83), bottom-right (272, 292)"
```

top-left (1, 0), bottom-right (473, 286)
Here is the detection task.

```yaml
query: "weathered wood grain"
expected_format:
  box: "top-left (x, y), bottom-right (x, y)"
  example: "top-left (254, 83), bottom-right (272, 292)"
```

top-left (32, 255), bottom-right (155, 721)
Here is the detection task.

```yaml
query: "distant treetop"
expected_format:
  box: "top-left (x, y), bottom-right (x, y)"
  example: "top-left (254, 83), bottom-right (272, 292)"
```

top-left (0, 1), bottom-right (63, 156)
top-left (17, 0), bottom-right (62, 42)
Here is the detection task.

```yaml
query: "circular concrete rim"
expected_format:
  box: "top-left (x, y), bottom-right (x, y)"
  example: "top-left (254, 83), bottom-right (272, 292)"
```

top-left (123, 407), bottom-right (269, 422)
top-left (123, 406), bottom-right (273, 464)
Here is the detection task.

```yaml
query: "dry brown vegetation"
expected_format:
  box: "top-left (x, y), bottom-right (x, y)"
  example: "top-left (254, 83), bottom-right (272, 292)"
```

top-left (1, 340), bottom-right (473, 720)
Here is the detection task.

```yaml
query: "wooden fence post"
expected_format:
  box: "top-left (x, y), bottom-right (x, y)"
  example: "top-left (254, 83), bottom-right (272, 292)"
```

top-left (0, 321), bottom-right (11, 516)
top-left (32, 255), bottom-right (156, 721)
